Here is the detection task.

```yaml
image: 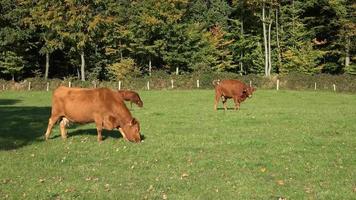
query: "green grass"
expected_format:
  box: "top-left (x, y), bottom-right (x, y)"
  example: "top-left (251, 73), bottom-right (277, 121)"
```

top-left (0, 89), bottom-right (355, 199)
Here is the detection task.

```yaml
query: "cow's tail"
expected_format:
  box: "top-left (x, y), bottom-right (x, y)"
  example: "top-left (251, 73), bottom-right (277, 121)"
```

top-left (212, 79), bottom-right (220, 87)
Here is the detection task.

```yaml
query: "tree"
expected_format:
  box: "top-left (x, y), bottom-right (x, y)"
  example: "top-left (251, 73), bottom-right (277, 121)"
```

top-left (24, 0), bottom-right (65, 80)
top-left (0, 51), bottom-right (24, 81)
top-left (279, 0), bottom-right (324, 74)
top-left (61, 0), bottom-right (108, 81)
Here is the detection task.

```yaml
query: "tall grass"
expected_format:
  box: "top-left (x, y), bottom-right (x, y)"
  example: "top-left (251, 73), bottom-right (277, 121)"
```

top-left (0, 89), bottom-right (355, 199)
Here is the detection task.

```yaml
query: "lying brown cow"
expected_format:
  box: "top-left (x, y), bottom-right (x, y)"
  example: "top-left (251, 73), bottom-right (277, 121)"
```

top-left (117, 90), bottom-right (143, 108)
top-left (213, 79), bottom-right (255, 111)
top-left (44, 86), bottom-right (141, 142)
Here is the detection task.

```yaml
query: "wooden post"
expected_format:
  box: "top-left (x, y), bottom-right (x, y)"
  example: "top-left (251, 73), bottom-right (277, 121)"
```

top-left (147, 81), bottom-right (150, 90)
top-left (94, 82), bottom-right (97, 88)
top-left (28, 82), bottom-right (31, 91)
top-left (314, 82), bottom-right (317, 90)
top-left (276, 79), bottom-right (279, 91)
top-left (46, 82), bottom-right (49, 92)
top-left (176, 67), bottom-right (179, 75)
top-left (2, 84), bottom-right (5, 90)
top-left (197, 80), bottom-right (200, 88)
top-left (69, 81), bottom-right (71, 88)
top-left (249, 80), bottom-right (252, 87)
top-left (118, 81), bottom-right (121, 90)
top-left (333, 84), bottom-right (336, 92)
top-left (171, 79), bottom-right (174, 89)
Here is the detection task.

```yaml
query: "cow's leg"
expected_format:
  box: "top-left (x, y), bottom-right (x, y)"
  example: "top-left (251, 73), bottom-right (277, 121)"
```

top-left (222, 97), bottom-right (227, 111)
top-left (96, 124), bottom-right (103, 142)
top-left (44, 115), bottom-right (61, 140)
top-left (59, 117), bottom-right (69, 139)
top-left (94, 116), bottom-right (103, 142)
top-left (214, 90), bottom-right (221, 111)
top-left (233, 97), bottom-right (240, 110)
top-left (119, 127), bottom-right (128, 141)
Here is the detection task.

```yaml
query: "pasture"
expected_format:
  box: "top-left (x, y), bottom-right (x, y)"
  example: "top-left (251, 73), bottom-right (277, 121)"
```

top-left (0, 89), bottom-right (355, 199)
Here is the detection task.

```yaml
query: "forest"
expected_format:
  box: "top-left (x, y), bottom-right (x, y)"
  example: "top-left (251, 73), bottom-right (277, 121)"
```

top-left (0, 0), bottom-right (355, 81)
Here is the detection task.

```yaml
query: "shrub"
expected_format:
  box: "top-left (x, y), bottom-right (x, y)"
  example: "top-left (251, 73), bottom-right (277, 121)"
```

top-left (1, 72), bottom-right (355, 93)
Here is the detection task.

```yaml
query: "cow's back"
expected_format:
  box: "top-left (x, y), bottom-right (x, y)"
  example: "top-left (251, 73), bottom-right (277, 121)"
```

top-left (51, 87), bottom-right (121, 123)
top-left (216, 80), bottom-right (245, 97)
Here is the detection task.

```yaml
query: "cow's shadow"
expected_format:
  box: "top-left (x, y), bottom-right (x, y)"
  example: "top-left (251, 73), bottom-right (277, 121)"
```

top-left (64, 128), bottom-right (146, 141)
top-left (65, 127), bottom-right (123, 140)
top-left (216, 107), bottom-right (239, 111)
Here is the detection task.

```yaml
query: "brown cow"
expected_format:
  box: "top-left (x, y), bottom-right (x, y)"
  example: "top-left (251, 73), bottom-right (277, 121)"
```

top-left (213, 79), bottom-right (255, 111)
top-left (44, 86), bottom-right (141, 142)
top-left (117, 90), bottom-right (143, 108)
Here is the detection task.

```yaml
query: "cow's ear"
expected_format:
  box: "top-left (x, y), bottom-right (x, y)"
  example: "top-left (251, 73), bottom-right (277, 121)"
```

top-left (130, 118), bottom-right (137, 126)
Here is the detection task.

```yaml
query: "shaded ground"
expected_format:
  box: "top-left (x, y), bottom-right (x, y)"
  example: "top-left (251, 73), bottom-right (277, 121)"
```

top-left (0, 105), bottom-right (50, 150)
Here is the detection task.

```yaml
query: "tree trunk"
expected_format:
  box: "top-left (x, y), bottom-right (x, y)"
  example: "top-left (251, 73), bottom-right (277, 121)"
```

top-left (12, 74), bottom-right (15, 82)
top-left (262, 2), bottom-right (269, 77)
top-left (345, 36), bottom-right (350, 67)
top-left (80, 51), bottom-right (85, 81)
top-left (276, 8), bottom-right (282, 72)
top-left (292, 0), bottom-right (295, 47)
top-left (119, 40), bottom-right (123, 60)
top-left (240, 0), bottom-right (244, 75)
top-left (44, 52), bottom-right (49, 80)
top-left (149, 58), bottom-right (152, 76)
top-left (268, 18), bottom-right (273, 76)
top-left (77, 68), bottom-right (80, 79)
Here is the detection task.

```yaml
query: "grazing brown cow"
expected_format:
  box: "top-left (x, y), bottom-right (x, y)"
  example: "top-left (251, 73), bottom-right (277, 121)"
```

top-left (44, 86), bottom-right (141, 142)
top-left (213, 79), bottom-right (255, 111)
top-left (117, 90), bottom-right (143, 108)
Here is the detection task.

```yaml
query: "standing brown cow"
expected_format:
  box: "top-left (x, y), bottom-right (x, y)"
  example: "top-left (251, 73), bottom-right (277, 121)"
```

top-left (213, 79), bottom-right (255, 111)
top-left (44, 86), bottom-right (141, 142)
top-left (117, 90), bottom-right (143, 108)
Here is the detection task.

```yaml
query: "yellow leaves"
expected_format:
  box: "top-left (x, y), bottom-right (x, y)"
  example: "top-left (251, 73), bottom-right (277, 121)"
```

top-left (88, 15), bottom-right (103, 32)
top-left (108, 58), bottom-right (137, 80)
top-left (143, 14), bottom-right (162, 26)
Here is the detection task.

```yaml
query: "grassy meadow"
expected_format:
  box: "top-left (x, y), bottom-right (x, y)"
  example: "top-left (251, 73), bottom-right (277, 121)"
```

top-left (0, 89), bottom-right (355, 199)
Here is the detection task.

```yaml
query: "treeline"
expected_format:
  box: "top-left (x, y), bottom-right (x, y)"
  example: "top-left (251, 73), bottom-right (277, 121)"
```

top-left (0, 0), bottom-right (355, 81)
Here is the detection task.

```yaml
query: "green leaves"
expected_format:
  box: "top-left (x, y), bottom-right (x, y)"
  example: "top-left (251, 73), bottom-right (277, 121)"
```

top-left (0, 51), bottom-right (25, 80)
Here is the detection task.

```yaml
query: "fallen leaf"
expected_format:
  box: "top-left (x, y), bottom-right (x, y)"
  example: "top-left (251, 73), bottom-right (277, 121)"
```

top-left (277, 180), bottom-right (284, 185)
top-left (180, 173), bottom-right (189, 179)
top-left (162, 193), bottom-right (168, 200)
top-left (64, 187), bottom-right (75, 193)
top-left (260, 167), bottom-right (266, 172)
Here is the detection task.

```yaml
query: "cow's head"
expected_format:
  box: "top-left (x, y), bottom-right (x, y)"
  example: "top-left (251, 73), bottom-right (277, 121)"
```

top-left (244, 86), bottom-right (256, 98)
top-left (135, 97), bottom-right (143, 108)
top-left (119, 118), bottom-right (141, 143)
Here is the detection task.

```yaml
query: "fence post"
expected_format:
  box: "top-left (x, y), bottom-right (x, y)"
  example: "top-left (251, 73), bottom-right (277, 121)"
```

top-left (197, 80), bottom-right (200, 88)
top-left (249, 80), bottom-right (252, 87)
top-left (2, 84), bottom-right (5, 90)
top-left (333, 84), bottom-right (336, 92)
top-left (68, 81), bottom-right (71, 88)
top-left (314, 82), bottom-right (317, 90)
top-left (276, 79), bottom-right (279, 91)
top-left (176, 67), bottom-right (179, 75)
top-left (118, 81), bottom-right (121, 90)
top-left (93, 81), bottom-right (97, 88)
top-left (171, 79), bottom-right (174, 89)
top-left (147, 81), bottom-right (150, 90)
top-left (28, 82), bottom-right (31, 91)
top-left (46, 82), bottom-right (49, 91)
